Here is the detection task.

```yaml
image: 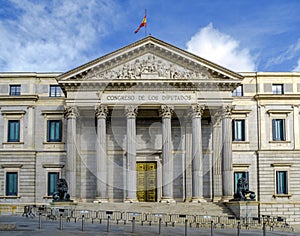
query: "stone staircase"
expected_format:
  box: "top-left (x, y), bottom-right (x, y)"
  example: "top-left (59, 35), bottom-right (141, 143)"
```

top-left (75, 202), bottom-right (233, 216)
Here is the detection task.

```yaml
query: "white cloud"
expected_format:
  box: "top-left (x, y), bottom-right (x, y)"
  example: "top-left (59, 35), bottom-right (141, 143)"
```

top-left (0, 0), bottom-right (120, 72)
top-left (293, 58), bottom-right (300, 72)
top-left (186, 23), bottom-right (256, 72)
top-left (268, 39), bottom-right (300, 71)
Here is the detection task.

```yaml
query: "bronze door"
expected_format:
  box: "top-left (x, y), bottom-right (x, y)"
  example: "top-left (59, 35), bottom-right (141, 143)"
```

top-left (136, 162), bottom-right (157, 202)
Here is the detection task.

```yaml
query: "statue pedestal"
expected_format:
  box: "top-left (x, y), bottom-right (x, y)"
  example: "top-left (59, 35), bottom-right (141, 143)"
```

top-left (226, 201), bottom-right (259, 218)
top-left (50, 201), bottom-right (78, 210)
top-left (50, 201), bottom-right (78, 207)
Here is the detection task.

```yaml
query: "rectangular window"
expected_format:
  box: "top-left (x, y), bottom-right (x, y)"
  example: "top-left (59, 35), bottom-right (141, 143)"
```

top-left (276, 171), bottom-right (288, 194)
top-left (6, 172), bottom-right (18, 196)
top-left (47, 120), bottom-right (62, 142)
top-left (232, 119), bottom-right (245, 141)
top-left (9, 85), bottom-right (21, 96)
top-left (272, 119), bottom-right (285, 141)
top-left (8, 120), bottom-right (20, 142)
top-left (234, 172), bottom-right (249, 194)
top-left (272, 84), bottom-right (284, 94)
top-left (49, 85), bottom-right (62, 97)
top-left (232, 85), bottom-right (243, 96)
top-left (48, 172), bottom-right (59, 196)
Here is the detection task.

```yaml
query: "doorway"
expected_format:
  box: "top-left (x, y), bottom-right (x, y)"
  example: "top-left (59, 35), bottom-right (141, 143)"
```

top-left (136, 162), bottom-right (157, 202)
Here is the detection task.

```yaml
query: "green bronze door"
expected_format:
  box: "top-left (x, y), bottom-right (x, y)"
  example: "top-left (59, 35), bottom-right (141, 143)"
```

top-left (136, 162), bottom-right (157, 202)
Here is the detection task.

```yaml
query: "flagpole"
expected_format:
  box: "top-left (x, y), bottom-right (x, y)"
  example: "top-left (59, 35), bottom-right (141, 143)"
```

top-left (144, 9), bottom-right (147, 37)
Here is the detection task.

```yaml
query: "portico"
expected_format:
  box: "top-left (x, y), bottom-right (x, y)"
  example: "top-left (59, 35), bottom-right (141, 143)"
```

top-left (57, 36), bottom-right (243, 202)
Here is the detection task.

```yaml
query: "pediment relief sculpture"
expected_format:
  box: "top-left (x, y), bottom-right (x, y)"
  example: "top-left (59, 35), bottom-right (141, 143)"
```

top-left (84, 54), bottom-right (212, 81)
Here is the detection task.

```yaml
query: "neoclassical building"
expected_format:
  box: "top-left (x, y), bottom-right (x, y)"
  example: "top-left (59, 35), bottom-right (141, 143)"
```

top-left (0, 37), bottom-right (300, 223)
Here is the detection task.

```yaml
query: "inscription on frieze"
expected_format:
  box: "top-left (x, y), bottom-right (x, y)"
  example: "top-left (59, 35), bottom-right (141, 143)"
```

top-left (101, 93), bottom-right (196, 104)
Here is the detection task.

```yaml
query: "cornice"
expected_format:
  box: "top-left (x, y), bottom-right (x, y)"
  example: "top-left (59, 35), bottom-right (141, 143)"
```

top-left (0, 95), bottom-right (39, 101)
top-left (61, 80), bottom-right (240, 92)
top-left (255, 94), bottom-right (300, 100)
top-left (0, 72), bottom-right (61, 78)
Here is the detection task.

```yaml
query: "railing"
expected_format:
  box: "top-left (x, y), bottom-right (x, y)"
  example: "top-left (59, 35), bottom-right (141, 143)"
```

top-left (18, 205), bottom-right (294, 233)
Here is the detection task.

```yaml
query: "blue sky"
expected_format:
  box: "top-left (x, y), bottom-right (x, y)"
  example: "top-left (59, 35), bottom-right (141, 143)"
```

top-left (0, 0), bottom-right (300, 72)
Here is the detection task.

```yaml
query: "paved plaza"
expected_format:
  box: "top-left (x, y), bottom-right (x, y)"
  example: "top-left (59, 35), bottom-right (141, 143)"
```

top-left (0, 215), bottom-right (299, 236)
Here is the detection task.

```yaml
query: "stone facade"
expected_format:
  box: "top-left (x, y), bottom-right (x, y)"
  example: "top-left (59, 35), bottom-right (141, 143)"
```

top-left (0, 37), bottom-right (300, 224)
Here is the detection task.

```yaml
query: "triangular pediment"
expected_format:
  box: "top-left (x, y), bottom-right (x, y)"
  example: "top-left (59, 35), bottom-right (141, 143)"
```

top-left (57, 36), bottom-right (243, 89)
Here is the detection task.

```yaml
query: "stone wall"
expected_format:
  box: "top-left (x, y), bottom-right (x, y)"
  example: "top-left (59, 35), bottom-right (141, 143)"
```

top-left (260, 202), bottom-right (300, 225)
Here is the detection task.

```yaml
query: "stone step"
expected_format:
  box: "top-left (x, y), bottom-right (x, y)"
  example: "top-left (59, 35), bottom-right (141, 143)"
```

top-left (75, 202), bottom-right (232, 216)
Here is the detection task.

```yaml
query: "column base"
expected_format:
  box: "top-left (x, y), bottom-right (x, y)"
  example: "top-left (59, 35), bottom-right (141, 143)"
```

top-left (93, 198), bottom-right (109, 203)
top-left (191, 197), bottom-right (207, 203)
top-left (160, 198), bottom-right (176, 203)
top-left (124, 198), bottom-right (139, 203)
top-left (221, 196), bottom-right (233, 202)
top-left (212, 197), bottom-right (222, 202)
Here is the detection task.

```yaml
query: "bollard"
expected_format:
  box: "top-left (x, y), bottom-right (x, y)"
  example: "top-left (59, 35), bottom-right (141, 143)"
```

top-left (39, 212), bottom-right (42, 229)
top-left (263, 222), bottom-right (266, 236)
top-left (107, 215), bottom-right (110, 232)
top-left (59, 213), bottom-right (63, 231)
top-left (81, 215), bottom-right (85, 232)
top-left (210, 220), bottom-right (214, 236)
top-left (184, 219), bottom-right (188, 236)
top-left (132, 217), bottom-right (136, 233)
top-left (237, 221), bottom-right (240, 236)
top-left (158, 218), bottom-right (162, 234)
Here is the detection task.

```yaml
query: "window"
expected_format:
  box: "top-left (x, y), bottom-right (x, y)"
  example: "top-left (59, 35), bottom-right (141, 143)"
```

top-left (47, 120), bottom-right (62, 142)
top-left (8, 120), bottom-right (20, 142)
top-left (6, 172), bottom-right (18, 196)
top-left (232, 119), bottom-right (245, 141)
top-left (272, 119), bottom-right (285, 141)
top-left (234, 172), bottom-right (249, 194)
top-left (48, 172), bottom-right (59, 196)
top-left (9, 85), bottom-right (21, 96)
top-left (272, 84), bottom-right (284, 94)
top-left (232, 85), bottom-right (243, 96)
top-left (49, 85), bottom-right (62, 97)
top-left (276, 171), bottom-right (288, 194)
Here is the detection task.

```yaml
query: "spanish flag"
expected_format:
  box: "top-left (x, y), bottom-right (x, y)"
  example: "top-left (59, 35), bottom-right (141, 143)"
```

top-left (134, 14), bottom-right (147, 34)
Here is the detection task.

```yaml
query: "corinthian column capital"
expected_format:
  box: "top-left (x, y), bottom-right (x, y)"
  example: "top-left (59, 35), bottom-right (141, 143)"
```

top-left (95, 104), bottom-right (108, 119)
top-left (64, 105), bottom-right (79, 119)
top-left (125, 105), bottom-right (138, 118)
top-left (159, 105), bottom-right (174, 119)
top-left (221, 105), bottom-right (235, 119)
top-left (191, 104), bottom-right (205, 118)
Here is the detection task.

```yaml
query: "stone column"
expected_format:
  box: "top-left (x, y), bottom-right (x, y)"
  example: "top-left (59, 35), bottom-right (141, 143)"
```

top-left (191, 104), bottom-right (206, 202)
top-left (160, 105), bottom-right (175, 203)
top-left (64, 105), bottom-right (79, 199)
top-left (211, 110), bottom-right (223, 202)
top-left (125, 105), bottom-right (138, 203)
top-left (221, 105), bottom-right (234, 201)
top-left (95, 104), bottom-right (109, 203)
top-left (184, 114), bottom-right (193, 202)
